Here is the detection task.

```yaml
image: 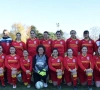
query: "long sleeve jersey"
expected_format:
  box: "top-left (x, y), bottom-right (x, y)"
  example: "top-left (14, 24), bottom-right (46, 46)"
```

top-left (5, 54), bottom-right (20, 70)
top-left (48, 56), bottom-right (64, 72)
top-left (0, 53), bottom-right (6, 68)
top-left (12, 41), bottom-right (26, 57)
top-left (26, 38), bottom-right (40, 57)
top-left (20, 56), bottom-right (32, 72)
top-left (66, 38), bottom-right (80, 56)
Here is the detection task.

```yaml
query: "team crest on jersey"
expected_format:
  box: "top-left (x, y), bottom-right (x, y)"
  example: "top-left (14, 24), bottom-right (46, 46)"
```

top-left (57, 59), bottom-right (60, 62)
top-left (89, 41), bottom-right (91, 43)
top-left (48, 41), bottom-right (51, 44)
top-left (60, 41), bottom-right (62, 44)
top-left (2, 56), bottom-right (4, 59)
top-left (34, 41), bottom-right (36, 44)
top-left (87, 57), bottom-right (90, 60)
top-left (20, 43), bottom-right (22, 46)
top-left (14, 57), bottom-right (17, 59)
top-left (28, 59), bottom-right (30, 62)
top-left (76, 41), bottom-right (78, 44)
top-left (73, 59), bottom-right (75, 62)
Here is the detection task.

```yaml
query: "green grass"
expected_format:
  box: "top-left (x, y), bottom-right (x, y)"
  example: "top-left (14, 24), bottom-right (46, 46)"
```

top-left (0, 82), bottom-right (100, 90)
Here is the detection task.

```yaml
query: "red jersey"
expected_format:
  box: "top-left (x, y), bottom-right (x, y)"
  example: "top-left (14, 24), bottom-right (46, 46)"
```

top-left (40, 39), bottom-right (52, 57)
top-left (93, 55), bottom-right (100, 71)
top-left (48, 56), bottom-right (64, 72)
top-left (26, 38), bottom-right (40, 57)
top-left (5, 54), bottom-right (20, 70)
top-left (52, 39), bottom-right (66, 57)
top-left (0, 53), bottom-right (6, 68)
top-left (78, 54), bottom-right (94, 71)
top-left (20, 56), bottom-right (32, 72)
top-left (66, 38), bottom-right (80, 56)
top-left (80, 39), bottom-right (95, 55)
top-left (12, 41), bottom-right (26, 57)
top-left (64, 56), bottom-right (78, 71)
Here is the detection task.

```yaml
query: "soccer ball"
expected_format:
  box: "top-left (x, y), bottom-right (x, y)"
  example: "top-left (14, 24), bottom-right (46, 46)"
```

top-left (35, 81), bottom-right (44, 89)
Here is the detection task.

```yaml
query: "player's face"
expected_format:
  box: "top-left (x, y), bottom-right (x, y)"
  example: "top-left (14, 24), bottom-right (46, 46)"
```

top-left (52, 50), bottom-right (58, 57)
top-left (38, 47), bottom-right (44, 55)
top-left (16, 34), bottom-right (21, 40)
top-left (44, 33), bottom-right (49, 39)
top-left (84, 33), bottom-right (89, 38)
top-left (67, 49), bottom-right (73, 56)
top-left (82, 47), bottom-right (87, 54)
top-left (56, 32), bottom-right (61, 39)
top-left (30, 31), bottom-right (36, 38)
top-left (0, 46), bottom-right (3, 53)
top-left (10, 47), bottom-right (16, 54)
top-left (23, 50), bottom-right (28, 57)
top-left (70, 31), bottom-right (76, 38)
top-left (98, 47), bottom-right (100, 54)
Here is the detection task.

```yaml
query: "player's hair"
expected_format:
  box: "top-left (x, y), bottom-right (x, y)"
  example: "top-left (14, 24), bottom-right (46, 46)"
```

top-left (36, 45), bottom-right (46, 55)
top-left (52, 48), bottom-right (59, 56)
top-left (44, 31), bottom-right (49, 34)
top-left (3, 29), bottom-right (8, 34)
top-left (81, 45), bottom-right (88, 50)
top-left (83, 30), bottom-right (91, 40)
top-left (16, 32), bottom-right (21, 41)
top-left (9, 46), bottom-right (16, 54)
top-left (56, 30), bottom-right (62, 35)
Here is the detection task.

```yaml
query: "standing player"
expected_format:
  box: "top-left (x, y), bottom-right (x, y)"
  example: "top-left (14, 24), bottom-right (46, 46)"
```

top-left (12, 32), bottom-right (26, 57)
top-left (93, 46), bottom-right (100, 87)
top-left (0, 45), bottom-right (6, 87)
top-left (5, 46), bottom-right (20, 88)
top-left (78, 46), bottom-right (93, 90)
top-left (0, 29), bottom-right (12, 55)
top-left (26, 30), bottom-right (40, 57)
top-left (64, 48), bottom-right (78, 90)
top-left (52, 30), bottom-right (66, 57)
top-left (20, 50), bottom-right (32, 88)
top-left (66, 30), bottom-right (80, 56)
top-left (48, 48), bottom-right (64, 90)
top-left (80, 30), bottom-right (95, 55)
top-left (40, 31), bottom-right (52, 58)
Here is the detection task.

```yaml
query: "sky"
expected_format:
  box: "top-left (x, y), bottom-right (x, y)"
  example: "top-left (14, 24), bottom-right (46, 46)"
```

top-left (0, 0), bottom-right (100, 38)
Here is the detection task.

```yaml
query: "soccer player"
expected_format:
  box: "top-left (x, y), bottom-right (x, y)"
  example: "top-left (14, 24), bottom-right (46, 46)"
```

top-left (48, 48), bottom-right (64, 90)
top-left (0, 29), bottom-right (12, 55)
top-left (52, 30), bottom-right (66, 57)
top-left (66, 30), bottom-right (80, 56)
top-left (78, 46), bottom-right (93, 90)
top-left (26, 30), bottom-right (40, 57)
top-left (11, 32), bottom-right (26, 57)
top-left (80, 30), bottom-right (95, 55)
top-left (0, 45), bottom-right (6, 87)
top-left (20, 50), bottom-right (32, 88)
top-left (33, 45), bottom-right (48, 88)
top-left (40, 31), bottom-right (52, 58)
top-left (64, 48), bottom-right (78, 90)
top-left (5, 46), bottom-right (20, 88)
top-left (93, 46), bottom-right (100, 87)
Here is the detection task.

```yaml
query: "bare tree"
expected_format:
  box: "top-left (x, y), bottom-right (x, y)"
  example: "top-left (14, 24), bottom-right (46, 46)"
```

top-left (90, 27), bottom-right (100, 41)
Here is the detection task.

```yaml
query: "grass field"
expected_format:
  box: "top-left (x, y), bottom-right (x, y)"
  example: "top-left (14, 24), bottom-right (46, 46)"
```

top-left (0, 82), bottom-right (100, 90)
